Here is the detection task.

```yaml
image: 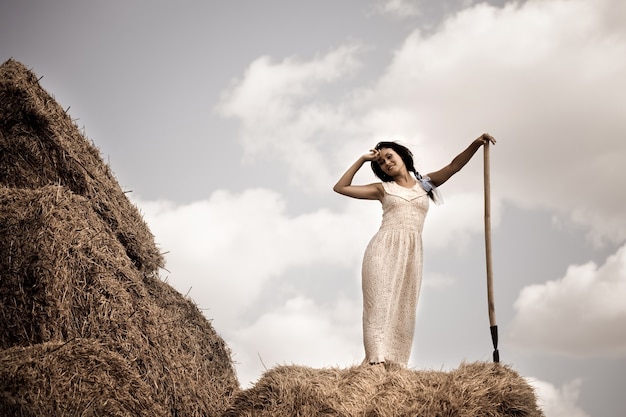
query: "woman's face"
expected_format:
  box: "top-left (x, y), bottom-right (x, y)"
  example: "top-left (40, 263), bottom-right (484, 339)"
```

top-left (376, 147), bottom-right (405, 176)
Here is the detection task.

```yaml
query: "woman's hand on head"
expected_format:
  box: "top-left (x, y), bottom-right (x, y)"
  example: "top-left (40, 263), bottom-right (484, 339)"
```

top-left (362, 149), bottom-right (380, 162)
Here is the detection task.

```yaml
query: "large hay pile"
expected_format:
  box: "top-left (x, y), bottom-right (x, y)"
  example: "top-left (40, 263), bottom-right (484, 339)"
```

top-left (0, 59), bottom-right (239, 416)
top-left (224, 362), bottom-right (544, 417)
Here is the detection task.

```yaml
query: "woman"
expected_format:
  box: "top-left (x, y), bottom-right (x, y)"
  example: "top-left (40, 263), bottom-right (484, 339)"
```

top-left (333, 133), bottom-right (496, 366)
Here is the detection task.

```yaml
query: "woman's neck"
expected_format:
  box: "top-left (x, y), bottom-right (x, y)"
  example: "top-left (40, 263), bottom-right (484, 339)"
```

top-left (393, 172), bottom-right (416, 187)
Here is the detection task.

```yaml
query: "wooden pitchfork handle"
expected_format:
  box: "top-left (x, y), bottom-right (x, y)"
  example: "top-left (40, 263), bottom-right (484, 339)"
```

top-left (484, 141), bottom-right (499, 363)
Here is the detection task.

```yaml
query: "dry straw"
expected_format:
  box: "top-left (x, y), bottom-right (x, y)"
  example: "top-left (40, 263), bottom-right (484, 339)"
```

top-left (0, 58), bottom-right (161, 273)
top-left (224, 362), bottom-right (545, 417)
top-left (0, 59), bottom-right (239, 416)
top-left (0, 339), bottom-right (167, 416)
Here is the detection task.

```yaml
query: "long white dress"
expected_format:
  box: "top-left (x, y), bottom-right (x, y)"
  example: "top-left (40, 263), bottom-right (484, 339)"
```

top-left (361, 180), bottom-right (429, 365)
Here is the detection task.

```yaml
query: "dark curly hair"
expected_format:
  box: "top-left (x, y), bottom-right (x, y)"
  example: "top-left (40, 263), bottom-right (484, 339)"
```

top-left (371, 141), bottom-right (419, 182)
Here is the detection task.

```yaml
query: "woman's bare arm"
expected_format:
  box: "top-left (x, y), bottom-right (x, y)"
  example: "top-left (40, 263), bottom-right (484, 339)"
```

top-left (427, 133), bottom-right (496, 187)
top-left (333, 151), bottom-right (384, 200)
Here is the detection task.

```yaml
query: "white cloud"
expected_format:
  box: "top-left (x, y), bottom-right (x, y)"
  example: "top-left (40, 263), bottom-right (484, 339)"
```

top-left (373, 0), bottom-right (421, 19)
top-left (216, 46), bottom-right (362, 126)
top-left (215, 45), bottom-right (364, 191)
top-left (509, 244), bottom-right (626, 357)
top-left (228, 295), bottom-right (363, 387)
top-left (136, 189), bottom-right (379, 327)
top-left (527, 378), bottom-right (590, 417)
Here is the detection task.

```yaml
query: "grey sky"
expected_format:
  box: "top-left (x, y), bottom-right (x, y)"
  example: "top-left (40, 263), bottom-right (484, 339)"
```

top-left (2, 1), bottom-right (625, 416)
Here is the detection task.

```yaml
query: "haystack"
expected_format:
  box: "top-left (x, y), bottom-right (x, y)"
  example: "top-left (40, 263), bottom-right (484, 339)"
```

top-left (223, 362), bottom-right (545, 417)
top-left (0, 59), bottom-right (239, 416)
top-left (0, 339), bottom-right (166, 416)
top-left (0, 58), bottom-right (161, 273)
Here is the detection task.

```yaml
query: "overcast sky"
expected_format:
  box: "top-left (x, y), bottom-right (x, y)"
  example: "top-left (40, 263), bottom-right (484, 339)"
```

top-left (2, 1), bottom-right (625, 416)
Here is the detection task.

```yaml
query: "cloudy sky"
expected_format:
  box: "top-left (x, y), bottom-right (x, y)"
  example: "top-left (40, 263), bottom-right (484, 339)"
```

top-left (2, 1), bottom-right (625, 416)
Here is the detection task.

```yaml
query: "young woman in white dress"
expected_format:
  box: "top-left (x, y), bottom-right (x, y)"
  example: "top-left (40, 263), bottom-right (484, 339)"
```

top-left (333, 133), bottom-right (495, 367)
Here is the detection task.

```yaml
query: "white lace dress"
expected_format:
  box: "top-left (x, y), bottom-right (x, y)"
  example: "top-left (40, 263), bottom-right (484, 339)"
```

top-left (361, 180), bottom-right (429, 365)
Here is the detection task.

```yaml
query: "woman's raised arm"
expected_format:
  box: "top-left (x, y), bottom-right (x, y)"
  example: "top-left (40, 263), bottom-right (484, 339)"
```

top-left (333, 150), bottom-right (384, 200)
top-left (427, 133), bottom-right (496, 187)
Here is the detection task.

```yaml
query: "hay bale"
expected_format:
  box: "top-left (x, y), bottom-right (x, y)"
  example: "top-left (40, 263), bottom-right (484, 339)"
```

top-left (0, 58), bottom-right (162, 273)
top-left (0, 185), bottom-right (238, 416)
top-left (223, 362), bottom-right (544, 417)
top-left (0, 59), bottom-right (240, 416)
top-left (0, 339), bottom-right (166, 417)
